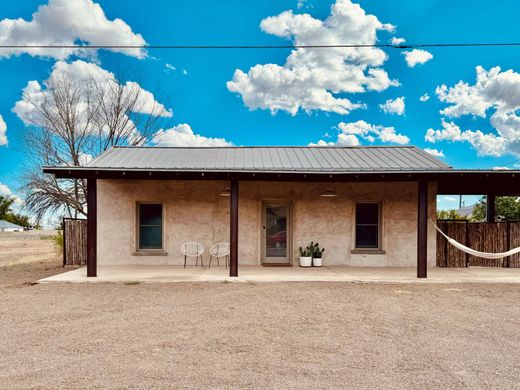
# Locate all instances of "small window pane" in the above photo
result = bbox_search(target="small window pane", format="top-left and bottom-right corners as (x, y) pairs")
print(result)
(138, 203), (162, 250)
(356, 203), (379, 224)
(140, 204), (162, 225)
(139, 226), (162, 249)
(356, 225), (378, 248)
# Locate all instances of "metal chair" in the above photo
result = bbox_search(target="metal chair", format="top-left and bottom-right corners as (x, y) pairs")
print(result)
(208, 242), (230, 268)
(180, 242), (204, 268)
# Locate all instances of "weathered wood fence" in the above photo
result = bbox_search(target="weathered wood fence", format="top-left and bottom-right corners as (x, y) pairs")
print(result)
(436, 220), (520, 268)
(63, 218), (87, 266)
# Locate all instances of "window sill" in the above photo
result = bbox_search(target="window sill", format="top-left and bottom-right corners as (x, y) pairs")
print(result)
(132, 250), (168, 256)
(351, 249), (386, 255)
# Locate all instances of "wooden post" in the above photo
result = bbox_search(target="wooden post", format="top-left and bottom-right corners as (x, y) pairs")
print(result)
(506, 221), (511, 268)
(62, 218), (66, 267)
(417, 181), (428, 278)
(486, 194), (496, 223)
(87, 177), (97, 277)
(230, 179), (239, 277)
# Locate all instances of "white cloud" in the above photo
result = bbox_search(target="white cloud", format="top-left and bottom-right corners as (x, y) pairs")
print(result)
(182, 69), (188, 75)
(153, 124), (233, 147)
(443, 196), (457, 202)
(311, 120), (409, 146)
(423, 148), (444, 158)
(379, 96), (405, 115)
(297, 0), (312, 9)
(403, 49), (433, 67)
(13, 60), (172, 128)
(390, 37), (405, 45)
(227, 0), (398, 115)
(0, 115), (7, 146)
(431, 66), (520, 157)
(164, 63), (176, 73)
(425, 119), (507, 157)
(419, 93), (430, 102)
(0, 0), (146, 60)
(0, 182), (23, 206)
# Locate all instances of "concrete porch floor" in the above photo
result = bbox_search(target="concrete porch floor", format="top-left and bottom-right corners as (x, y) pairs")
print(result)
(39, 265), (520, 284)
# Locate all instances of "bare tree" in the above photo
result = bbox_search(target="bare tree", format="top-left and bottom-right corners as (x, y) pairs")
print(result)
(20, 70), (171, 222)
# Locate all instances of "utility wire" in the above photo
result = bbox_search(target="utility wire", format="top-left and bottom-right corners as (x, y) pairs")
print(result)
(1, 43), (520, 49)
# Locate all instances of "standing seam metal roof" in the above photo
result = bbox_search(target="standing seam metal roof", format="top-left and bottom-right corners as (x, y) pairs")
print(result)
(84, 146), (451, 172)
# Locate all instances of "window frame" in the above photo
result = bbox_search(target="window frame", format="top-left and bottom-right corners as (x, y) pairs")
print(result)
(135, 201), (165, 254)
(353, 201), (383, 251)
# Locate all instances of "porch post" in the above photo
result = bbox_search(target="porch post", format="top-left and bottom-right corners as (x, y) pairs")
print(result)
(230, 178), (239, 277)
(87, 177), (97, 277)
(417, 181), (428, 278)
(486, 194), (496, 223)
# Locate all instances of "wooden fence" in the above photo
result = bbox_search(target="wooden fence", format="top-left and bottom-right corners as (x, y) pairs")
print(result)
(63, 218), (87, 266)
(436, 220), (520, 268)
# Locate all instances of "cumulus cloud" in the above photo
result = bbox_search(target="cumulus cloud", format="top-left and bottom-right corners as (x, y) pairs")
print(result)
(390, 37), (405, 45)
(429, 66), (520, 157)
(0, 115), (7, 146)
(379, 96), (405, 115)
(419, 93), (430, 102)
(153, 124), (233, 147)
(0, 0), (146, 60)
(227, 0), (399, 115)
(423, 148), (444, 158)
(310, 120), (409, 146)
(403, 49), (433, 67)
(425, 119), (507, 157)
(12, 60), (172, 128)
(0, 182), (23, 206)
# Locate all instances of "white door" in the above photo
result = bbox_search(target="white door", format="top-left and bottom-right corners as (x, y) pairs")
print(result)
(261, 202), (291, 264)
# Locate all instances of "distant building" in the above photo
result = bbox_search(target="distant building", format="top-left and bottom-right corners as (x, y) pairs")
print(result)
(456, 204), (475, 219)
(0, 220), (23, 232)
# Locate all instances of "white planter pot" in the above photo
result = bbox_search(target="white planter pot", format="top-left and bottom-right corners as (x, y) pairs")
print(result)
(313, 257), (323, 267)
(299, 256), (312, 267)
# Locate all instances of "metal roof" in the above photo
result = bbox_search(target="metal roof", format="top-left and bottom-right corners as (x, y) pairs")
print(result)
(79, 146), (451, 173)
(0, 220), (23, 229)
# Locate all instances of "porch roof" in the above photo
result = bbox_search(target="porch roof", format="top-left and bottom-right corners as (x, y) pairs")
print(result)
(42, 146), (520, 195)
(47, 145), (451, 173)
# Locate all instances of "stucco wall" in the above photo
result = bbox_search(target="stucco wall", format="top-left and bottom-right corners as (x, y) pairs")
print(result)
(97, 180), (437, 267)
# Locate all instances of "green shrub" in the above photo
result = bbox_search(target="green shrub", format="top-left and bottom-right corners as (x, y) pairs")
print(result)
(51, 230), (64, 253)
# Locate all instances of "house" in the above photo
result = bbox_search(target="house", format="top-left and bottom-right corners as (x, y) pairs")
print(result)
(0, 220), (23, 232)
(43, 146), (520, 278)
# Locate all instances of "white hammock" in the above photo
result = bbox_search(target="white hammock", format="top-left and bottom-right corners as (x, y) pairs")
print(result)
(431, 220), (520, 259)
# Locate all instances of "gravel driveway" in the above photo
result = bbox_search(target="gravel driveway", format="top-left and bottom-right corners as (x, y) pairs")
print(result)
(1, 261), (519, 389)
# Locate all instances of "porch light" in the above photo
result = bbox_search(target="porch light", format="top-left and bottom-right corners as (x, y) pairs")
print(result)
(320, 189), (337, 197)
(219, 188), (231, 197)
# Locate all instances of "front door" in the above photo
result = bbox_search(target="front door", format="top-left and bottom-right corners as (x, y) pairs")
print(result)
(262, 202), (291, 264)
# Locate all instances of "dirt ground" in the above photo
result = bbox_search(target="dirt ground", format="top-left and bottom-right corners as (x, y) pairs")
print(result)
(0, 231), (57, 267)
(1, 257), (520, 389)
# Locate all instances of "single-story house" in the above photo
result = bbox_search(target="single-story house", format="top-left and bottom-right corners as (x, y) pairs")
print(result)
(43, 146), (520, 278)
(0, 220), (24, 232)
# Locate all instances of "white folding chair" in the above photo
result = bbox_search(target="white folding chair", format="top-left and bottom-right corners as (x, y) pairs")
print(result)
(208, 242), (230, 268)
(180, 242), (204, 268)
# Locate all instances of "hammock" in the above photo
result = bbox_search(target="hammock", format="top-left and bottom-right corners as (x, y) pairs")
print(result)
(430, 220), (520, 259)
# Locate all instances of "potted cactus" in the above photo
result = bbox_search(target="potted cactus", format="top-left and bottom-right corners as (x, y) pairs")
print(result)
(298, 245), (313, 267)
(311, 242), (325, 267)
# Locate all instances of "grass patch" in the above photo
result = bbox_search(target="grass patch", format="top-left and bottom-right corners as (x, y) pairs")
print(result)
(124, 281), (141, 286)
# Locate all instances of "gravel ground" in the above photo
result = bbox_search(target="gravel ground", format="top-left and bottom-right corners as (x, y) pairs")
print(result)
(1, 261), (519, 389)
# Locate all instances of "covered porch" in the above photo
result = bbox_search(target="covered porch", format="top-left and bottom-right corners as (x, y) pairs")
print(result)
(43, 146), (520, 279)
(40, 264), (520, 284)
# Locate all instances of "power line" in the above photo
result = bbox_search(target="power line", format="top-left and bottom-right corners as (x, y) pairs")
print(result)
(1, 43), (520, 50)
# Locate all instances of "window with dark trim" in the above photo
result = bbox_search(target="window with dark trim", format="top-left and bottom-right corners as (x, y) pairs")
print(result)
(355, 202), (380, 249)
(138, 203), (163, 250)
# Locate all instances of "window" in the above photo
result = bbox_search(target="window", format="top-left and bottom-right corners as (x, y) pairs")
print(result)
(138, 203), (163, 250)
(355, 202), (380, 249)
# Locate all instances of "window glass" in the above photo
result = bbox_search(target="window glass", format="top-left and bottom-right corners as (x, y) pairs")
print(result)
(355, 203), (379, 249)
(139, 204), (162, 249)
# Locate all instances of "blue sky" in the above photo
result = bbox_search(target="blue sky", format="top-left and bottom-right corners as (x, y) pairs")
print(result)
(1, 0), (520, 211)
